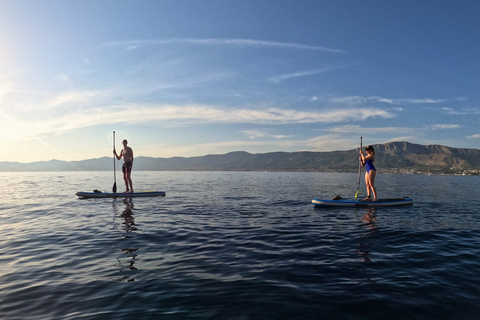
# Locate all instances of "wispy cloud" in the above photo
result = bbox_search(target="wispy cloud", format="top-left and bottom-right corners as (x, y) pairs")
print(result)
(0, 85), (13, 104)
(242, 129), (295, 140)
(42, 90), (99, 109)
(323, 124), (414, 134)
(423, 124), (463, 130)
(304, 134), (359, 151)
(28, 104), (395, 135)
(103, 38), (345, 53)
(442, 107), (480, 115)
(0, 110), (65, 158)
(137, 137), (316, 158)
(267, 66), (350, 83)
(331, 96), (464, 105)
(467, 134), (480, 139)
(58, 73), (72, 84)
(147, 133), (369, 157)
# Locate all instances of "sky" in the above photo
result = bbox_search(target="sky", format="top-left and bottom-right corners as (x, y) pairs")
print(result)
(1, 0), (480, 162)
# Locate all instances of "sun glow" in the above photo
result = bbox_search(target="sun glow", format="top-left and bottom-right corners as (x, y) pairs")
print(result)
(0, 110), (66, 160)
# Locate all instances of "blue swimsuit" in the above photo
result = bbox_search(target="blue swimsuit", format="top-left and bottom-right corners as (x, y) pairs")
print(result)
(366, 159), (376, 173)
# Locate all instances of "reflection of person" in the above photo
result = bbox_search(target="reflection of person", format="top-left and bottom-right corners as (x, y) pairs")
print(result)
(359, 145), (377, 201)
(113, 198), (138, 282)
(114, 139), (134, 193)
(357, 208), (378, 264)
(361, 208), (377, 226)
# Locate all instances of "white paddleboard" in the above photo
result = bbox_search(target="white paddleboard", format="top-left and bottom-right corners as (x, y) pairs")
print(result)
(312, 197), (413, 208)
(76, 190), (166, 198)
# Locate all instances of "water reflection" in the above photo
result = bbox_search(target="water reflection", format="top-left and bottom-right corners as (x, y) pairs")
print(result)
(357, 208), (378, 262)
(112, 198), (140, 282)
(356, 208), (378, 284)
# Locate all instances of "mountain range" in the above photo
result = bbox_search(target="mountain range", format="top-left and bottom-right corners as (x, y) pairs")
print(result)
(2, 141), (480, 175)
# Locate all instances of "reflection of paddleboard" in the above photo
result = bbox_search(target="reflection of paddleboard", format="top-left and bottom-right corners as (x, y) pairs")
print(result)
(76, 191), (166, 198)
(312, 197), (413, 208)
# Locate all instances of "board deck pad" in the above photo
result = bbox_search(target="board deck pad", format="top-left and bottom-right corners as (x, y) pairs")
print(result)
(312, 197), (413, 207)
(76, 190), (166, 198)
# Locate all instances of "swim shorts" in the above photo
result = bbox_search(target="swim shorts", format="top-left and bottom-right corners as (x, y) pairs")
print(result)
(122, 161), (132, 173)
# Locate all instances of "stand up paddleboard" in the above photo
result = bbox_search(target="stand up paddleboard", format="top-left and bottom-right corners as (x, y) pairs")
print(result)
(76, 190), (166, 198)
(312, 197), (413, 208)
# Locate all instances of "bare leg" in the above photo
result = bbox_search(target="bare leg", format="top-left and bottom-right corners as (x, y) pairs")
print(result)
(126, 171), (133, 193)
(363, 172), (371, 200)
(123, 172), (129, 192)
(370, 170), (377, 200)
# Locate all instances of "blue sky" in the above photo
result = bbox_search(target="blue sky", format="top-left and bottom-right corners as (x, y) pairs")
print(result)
(1, 0), (479, 162)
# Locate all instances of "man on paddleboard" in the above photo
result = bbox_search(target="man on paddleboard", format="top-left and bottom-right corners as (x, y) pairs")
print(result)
(114, 139), (134, 193)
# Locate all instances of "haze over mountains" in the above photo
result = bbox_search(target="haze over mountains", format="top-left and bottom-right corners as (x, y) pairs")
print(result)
(2, 142), (480, 175)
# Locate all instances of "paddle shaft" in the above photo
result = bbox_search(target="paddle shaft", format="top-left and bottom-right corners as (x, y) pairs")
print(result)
(355, 137), (363, 198)
(113, 131), (117, 193)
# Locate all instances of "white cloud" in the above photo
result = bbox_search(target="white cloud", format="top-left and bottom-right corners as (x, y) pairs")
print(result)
(26, 104), (395, 136)
(138, 139), (302, 158)
(267, 66), (350, 83)
(242, 129), (295, 140)
(242, 129), (268, 139)
(103, 38), (346, 53)
(323, 124), (414, 134)
(442, 107), (480, 115)
(59, 73), (71, 83)
(331, 96), (460, 105)
(424, 124), (462, 130)
(140, 133), (363, 158)
(467, 134), (480, 139)
(0, 85), (13, 104)
(304, 134), (358, 151)
(42, 90), (99, 109)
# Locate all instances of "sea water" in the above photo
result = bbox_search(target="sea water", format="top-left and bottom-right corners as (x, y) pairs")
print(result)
(1, 171), (480, 319)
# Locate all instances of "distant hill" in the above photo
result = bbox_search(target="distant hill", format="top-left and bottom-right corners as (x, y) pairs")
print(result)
(1, 141), (480, 175)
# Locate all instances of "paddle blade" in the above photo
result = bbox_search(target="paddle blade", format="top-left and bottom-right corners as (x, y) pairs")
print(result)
(113, 182), (117, 193)
(355, 189), (359, 199)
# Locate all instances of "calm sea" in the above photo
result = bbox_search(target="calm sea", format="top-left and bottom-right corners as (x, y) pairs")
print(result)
(1, 171), (480, 320)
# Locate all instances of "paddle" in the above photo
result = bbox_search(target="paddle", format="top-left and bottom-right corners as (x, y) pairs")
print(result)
(355, 137), (363, 199)
(112, 131), (117, 193)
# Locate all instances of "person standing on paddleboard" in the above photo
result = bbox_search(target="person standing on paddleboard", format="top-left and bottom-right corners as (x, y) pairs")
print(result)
(114, 139), (134, 193)
(359, 145), (377, 201)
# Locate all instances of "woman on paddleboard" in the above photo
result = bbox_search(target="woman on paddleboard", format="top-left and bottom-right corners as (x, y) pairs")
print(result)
(114, 139), (134, 193)
(359, 145), (377, 201)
